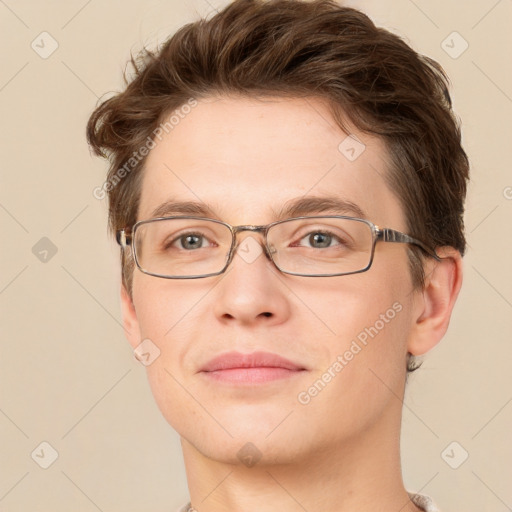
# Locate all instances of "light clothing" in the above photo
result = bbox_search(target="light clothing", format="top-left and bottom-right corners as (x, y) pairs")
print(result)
(409, 492), (440, 512)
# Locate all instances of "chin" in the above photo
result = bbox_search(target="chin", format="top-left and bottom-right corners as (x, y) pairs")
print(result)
(182, 431), (310, 468)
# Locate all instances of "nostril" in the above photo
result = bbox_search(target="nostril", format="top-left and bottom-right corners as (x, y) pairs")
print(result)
(262, 312), (272, 317)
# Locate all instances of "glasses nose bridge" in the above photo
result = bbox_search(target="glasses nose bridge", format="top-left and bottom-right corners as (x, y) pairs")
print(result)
(231, 224), (269, 245)
(232, 224), (267, 235)
(230, 224), (275, 259)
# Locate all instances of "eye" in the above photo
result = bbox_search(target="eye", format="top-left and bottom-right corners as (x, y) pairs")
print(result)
(295, 230), (347, 249)
(307, 232), (333, 248)
(168, 232), (210, 250)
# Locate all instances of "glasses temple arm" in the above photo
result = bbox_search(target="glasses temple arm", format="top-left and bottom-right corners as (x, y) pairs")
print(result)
(378, 228), (441, 261)
(116, 229), (132, 248)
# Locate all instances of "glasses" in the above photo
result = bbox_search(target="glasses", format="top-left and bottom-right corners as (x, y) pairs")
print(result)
(116, 215), (440, 279)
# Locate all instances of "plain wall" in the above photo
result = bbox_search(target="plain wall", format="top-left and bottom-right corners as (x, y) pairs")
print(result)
(1, 0), (511, 510)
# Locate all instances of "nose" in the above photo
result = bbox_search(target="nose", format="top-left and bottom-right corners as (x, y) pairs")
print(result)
(212, 233), (291, 326)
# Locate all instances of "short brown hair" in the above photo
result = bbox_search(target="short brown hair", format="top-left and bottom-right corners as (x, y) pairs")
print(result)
(87, 0), (469, 370)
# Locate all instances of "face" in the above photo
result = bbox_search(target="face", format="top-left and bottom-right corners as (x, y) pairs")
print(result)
(122, 95), (424, 465)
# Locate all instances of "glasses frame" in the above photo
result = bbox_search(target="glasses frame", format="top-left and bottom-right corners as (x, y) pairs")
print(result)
(116, 215), (441, 279)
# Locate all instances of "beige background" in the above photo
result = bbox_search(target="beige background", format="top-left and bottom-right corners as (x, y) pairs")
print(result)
(1, 0), (511, 511)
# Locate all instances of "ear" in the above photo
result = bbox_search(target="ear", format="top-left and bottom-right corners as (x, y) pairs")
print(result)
(407, 247), (463, 356)
(120, 284), (142, 350)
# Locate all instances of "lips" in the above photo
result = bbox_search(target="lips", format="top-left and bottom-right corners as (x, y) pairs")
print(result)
(199, 351), (307, 384)
(200, 351), (306, 372)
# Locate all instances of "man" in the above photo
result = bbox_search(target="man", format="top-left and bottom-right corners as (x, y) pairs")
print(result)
(87, 1), (468, 510)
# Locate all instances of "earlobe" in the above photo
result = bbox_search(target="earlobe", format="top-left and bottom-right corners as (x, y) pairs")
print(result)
(407, 247), (463, 356)
(120, 284), (141, 349)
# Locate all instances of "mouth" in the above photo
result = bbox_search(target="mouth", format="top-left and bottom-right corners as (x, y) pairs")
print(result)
(199, 351), (308, 384)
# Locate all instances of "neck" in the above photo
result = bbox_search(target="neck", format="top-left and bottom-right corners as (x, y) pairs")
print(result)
(180, 406), (422, 512)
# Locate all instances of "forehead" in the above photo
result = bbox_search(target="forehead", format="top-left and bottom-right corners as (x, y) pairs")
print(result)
(138, 95), (405, 229)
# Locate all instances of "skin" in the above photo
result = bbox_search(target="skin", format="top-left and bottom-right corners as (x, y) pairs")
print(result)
(120, 95), (463, 512)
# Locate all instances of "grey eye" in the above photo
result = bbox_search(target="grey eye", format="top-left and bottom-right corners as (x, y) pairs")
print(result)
(179, 234), (205, 250)
(308, 232), (332, 248)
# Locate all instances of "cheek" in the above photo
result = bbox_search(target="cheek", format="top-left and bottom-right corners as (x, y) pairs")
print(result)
(130, 274), (222, 401)
(130, 278), (198, 431)
(132, 274), (208, 341)
(296, 265), (412, 387)
(294, 286), (411, 442)
(295, 259), (409, 341)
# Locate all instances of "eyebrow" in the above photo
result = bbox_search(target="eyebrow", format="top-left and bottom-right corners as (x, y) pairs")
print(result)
(147, 195), (367, 222)
(275, 195), (367, 220)
(150, 199), (218, 219)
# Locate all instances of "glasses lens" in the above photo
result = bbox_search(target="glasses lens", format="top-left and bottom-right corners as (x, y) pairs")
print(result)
(268, 217), (374, 276)
(134, 218), (232, 277)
